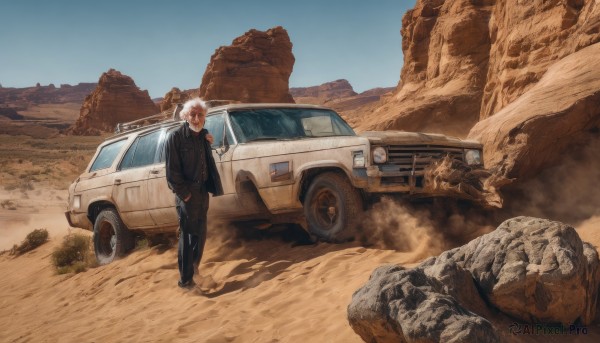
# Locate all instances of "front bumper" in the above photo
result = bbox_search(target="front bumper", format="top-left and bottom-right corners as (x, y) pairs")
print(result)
(356, 165), (483, 199)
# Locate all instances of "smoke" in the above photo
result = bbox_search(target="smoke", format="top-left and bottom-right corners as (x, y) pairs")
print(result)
(500, 137), (600, 228)
(358, 197), (495, 258)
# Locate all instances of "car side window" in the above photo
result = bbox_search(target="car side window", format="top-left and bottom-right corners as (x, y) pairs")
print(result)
(204, 113), (225, 148)
(119, 130), (162, 170)
(89, 139), (127, 172)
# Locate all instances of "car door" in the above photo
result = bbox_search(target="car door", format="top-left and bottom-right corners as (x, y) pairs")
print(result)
(112, 130), (162, 228)
(201, 112), (238, 217)
(147, 128), (178, 227)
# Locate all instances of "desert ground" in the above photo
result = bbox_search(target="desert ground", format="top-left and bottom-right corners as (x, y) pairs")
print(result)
(0, 128), (599, 343)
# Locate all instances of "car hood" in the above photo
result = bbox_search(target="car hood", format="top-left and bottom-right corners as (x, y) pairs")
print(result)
(232, 135), (369, 159)
(359, 131), (482, 149)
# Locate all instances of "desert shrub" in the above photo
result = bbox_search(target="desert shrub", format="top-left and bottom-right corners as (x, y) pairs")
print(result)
(11, 228), (49, 255)
(52, 233), (95, 274)
(1, 199), (17, 210)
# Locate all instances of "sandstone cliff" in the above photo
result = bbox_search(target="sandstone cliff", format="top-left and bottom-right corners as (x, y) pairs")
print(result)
(199, 26), (295, 103)
(358, 0), (600, 138)
(68, 69), (159, 135)
(468, 43), (600, 185)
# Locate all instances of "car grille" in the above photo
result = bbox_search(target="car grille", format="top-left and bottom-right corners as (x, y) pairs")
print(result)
(385, 145), (464, 175)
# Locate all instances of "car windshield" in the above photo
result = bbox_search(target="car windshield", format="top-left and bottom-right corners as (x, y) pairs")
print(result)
(228, 108), (356, 143)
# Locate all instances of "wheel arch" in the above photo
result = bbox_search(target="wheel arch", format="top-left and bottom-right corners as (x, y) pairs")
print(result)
(295, 165), (354, 204)
(87, 200), (117, 225)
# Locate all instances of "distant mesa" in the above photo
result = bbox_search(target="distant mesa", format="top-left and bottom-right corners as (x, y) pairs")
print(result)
(291, 79), (394, 125)
(199, 26), (295, 103)
(0, 82), (96, 107)
(290, 79), (357, 100)
(67, 69), (159, 135)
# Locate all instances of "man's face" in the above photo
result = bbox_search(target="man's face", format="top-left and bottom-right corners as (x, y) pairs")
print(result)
(188, 106), (206, 129)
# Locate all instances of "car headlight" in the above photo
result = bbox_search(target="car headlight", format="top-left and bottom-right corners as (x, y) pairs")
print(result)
(465, 149), (482, 165)
(353, 151), (365, 168)
(372, 147), (387, 164)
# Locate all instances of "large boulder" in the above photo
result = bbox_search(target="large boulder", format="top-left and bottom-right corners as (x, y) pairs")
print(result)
(348, 263), (499, 343)
(199, 26), (295, 103)
(67, 69), (159, 135)
(349, 216), (600, 342)
(428, 216), (600, 325)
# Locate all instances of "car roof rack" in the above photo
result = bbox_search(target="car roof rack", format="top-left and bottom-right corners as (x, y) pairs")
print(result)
(114, 105), (183, 134)
(114, 99), (241, 134)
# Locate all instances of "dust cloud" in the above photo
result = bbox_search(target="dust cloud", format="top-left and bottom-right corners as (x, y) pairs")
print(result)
(500, 137), (600, 229)
(358, 197), (495, 258)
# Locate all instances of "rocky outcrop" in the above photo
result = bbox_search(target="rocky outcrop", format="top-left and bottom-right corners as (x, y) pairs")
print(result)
(67, 69), (159, 135)
(468, 42), (600, 185)
(159, 87), (198, 112)
(290, 79), (357, 101)
(357, 0), (600, 137)
(291, 80), (394, 125)
(348, 216), (600, 342)
(199, 26), (295, 103)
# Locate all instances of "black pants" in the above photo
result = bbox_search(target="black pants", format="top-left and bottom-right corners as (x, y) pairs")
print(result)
(176, 186), (209, 284)
(177, 226), (207, 284)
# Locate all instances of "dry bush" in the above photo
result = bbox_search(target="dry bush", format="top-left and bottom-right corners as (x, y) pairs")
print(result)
(52, 233), (96, 274)
(10, 228), (49, 255)
(1, 199), (17, 210)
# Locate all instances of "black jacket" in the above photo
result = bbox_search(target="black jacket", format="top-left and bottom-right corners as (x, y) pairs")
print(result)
(165, 122), (224, 200)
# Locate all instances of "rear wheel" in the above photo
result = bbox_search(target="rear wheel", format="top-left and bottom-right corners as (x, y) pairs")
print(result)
(93, 208), (133, 265)
(303, 172), (363, 242)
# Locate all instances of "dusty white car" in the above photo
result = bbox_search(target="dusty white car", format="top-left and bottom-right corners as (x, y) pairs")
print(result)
(66, 104), (484, 263)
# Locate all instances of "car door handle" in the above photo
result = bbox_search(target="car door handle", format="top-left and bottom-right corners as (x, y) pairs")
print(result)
(114, 179), (121, 185)
(150, 170), (160, 174)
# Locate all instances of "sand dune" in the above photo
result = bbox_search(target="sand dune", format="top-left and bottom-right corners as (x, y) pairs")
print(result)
(0, 205), (427, 342)
(1, 187), (599, 342)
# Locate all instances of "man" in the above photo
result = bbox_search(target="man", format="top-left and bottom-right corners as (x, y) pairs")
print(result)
(165, 98), (224, 289)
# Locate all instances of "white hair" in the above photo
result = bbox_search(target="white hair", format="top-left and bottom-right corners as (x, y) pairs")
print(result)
(179, 98), (207, 120)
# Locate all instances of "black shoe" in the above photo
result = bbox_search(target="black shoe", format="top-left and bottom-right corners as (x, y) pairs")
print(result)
(178, 279), (195, 289)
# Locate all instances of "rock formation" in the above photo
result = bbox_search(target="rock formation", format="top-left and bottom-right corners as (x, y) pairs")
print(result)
(357, 0), (600, 138)
(159, 87), (198, 112)
(291, 80), (394, 125)
(290, 79), (357, 101)
(67, 69), (159, 135)
(198, 26), (295, 103)
(348, 216), (600, 342)
(468, 42), (600, 185)
(0, 82), (96, 107)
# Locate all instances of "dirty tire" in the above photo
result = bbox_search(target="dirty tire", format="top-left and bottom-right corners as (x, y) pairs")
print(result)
(93, 208), (133, 265)
(304, 172), (363, 242)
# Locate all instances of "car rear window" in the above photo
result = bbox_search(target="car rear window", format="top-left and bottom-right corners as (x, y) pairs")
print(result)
(89, 139), (127, 172)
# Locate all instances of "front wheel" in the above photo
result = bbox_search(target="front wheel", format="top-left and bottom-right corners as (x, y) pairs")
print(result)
(303, 172), (363, 242)
(93, 208), (133, 265)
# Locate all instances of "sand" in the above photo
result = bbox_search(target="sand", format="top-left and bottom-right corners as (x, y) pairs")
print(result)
(1, 187), (599, 342)
(0, 187), (430, 343)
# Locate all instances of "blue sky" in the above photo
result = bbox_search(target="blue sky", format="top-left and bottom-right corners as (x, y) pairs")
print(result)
(0, 0), (414, 98)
